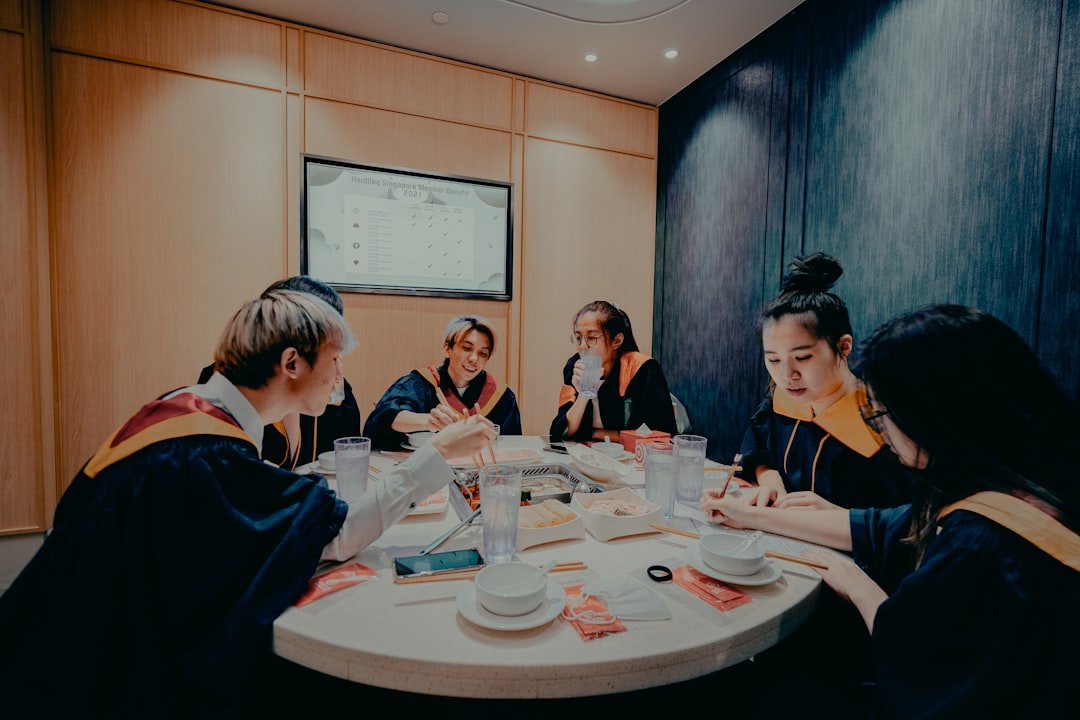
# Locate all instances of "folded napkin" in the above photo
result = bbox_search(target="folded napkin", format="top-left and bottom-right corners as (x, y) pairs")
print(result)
(294, 562), (377, 607)
(671, 565), (752, 612)
(561, 584), (627, 640)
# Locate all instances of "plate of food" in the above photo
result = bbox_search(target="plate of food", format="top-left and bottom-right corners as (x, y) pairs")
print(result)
(570, 487), (661, 541)
(516, 499), (584, 550)
(567, 444), (633, 483)
(408, 485), (449, 516)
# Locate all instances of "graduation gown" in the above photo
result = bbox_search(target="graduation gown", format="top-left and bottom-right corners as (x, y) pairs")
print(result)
(198, 364), (362, 469)
(549, 351), (677, 442)
(738, 388), (912, 508)
(363, 361), (522, 450)
(850, 503), (1080, 718)
(0, 392), (347, 718)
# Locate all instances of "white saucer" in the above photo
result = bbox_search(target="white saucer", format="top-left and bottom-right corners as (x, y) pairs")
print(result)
(457, 579), (566, 631)
(687, 542), (782, 586)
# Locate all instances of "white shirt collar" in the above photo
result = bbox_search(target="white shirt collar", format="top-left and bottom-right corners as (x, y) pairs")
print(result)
(169, 372), (265, 450)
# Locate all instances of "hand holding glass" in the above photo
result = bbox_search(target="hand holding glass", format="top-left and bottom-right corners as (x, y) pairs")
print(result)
(334, 437), (371, 504)
(578, 353), (603, 399)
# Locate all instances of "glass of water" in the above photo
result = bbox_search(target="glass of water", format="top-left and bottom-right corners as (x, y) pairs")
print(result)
(333, 436), (370, 504)
(479, 464), (522, 563)
(644, 442), (677, 519)
(674, 434), (708, 504)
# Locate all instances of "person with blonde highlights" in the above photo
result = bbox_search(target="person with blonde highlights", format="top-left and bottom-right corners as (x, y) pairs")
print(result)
(0, 291), (496, 717)
(364, 314), (521, 450)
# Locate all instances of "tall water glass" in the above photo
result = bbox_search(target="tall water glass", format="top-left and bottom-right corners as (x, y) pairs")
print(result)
(578, 352), (603, 399)
(479, 464), (522, 563)
(334, 436), (370, 504)
(674, 434), (708, 504)
(644, 442), (678, 519)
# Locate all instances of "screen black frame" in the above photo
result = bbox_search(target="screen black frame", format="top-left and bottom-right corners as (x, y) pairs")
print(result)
(300, 154), (514, 300)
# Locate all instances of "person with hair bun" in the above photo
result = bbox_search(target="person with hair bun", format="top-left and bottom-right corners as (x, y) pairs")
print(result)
(733, 252), (912, 511)
(549, 300), (677, 443)
(364, 314), (521, 450)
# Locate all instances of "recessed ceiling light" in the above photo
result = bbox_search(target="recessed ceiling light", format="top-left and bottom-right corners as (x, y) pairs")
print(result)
(432, 11), (450, 25)
(584, 52), (598, 62)
(664, 48), (679, 59)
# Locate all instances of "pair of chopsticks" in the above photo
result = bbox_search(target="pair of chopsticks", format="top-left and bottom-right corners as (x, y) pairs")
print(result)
(434, 385), (497, 467)
(393, 561), (588, 585)
(649, 524), (830, 570)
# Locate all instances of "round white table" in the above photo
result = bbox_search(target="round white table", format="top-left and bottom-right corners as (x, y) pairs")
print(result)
(274, 437), (822, 699)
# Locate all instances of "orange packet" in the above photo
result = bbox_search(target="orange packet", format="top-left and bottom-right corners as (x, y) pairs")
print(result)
(672, 565), (753, 612)
(294, 562), (377, 607)
(560, 584), (627, 640)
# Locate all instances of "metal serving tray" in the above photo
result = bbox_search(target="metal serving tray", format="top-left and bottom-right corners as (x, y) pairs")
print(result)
(449, 463), (603, 520)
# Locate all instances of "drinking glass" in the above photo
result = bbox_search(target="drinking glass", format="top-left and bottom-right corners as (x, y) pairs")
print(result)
(674, 434), (708, 504)
(334, 437), (371, 504)
(479, 464), (522, 563)
(644, 442), (677, 519)
(578, 352), (603, 399)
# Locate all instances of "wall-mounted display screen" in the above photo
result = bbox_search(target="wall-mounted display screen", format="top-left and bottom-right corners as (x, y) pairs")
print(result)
(301, 154), (513, 300)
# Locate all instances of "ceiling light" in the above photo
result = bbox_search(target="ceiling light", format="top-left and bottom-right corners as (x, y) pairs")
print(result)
(664, 48), (679, 59)
(432, 11), (450, 25)
(584, 52), (598, 62)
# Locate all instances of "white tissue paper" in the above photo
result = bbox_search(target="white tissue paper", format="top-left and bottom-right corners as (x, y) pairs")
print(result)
(580, 576), (671, 620)
(635, 424), (652, 436)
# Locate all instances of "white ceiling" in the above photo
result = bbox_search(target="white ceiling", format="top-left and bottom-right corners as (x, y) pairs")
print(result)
(209, 0), (805, 106)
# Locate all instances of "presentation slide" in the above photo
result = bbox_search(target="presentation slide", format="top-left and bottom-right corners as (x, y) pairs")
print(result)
(303, 157), (511, 299)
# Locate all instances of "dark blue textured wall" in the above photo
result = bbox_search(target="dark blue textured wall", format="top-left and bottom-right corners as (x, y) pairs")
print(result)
(657, 0), (1080, 461)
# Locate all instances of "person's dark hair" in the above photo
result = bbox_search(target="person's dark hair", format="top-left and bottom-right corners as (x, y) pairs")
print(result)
(572, 300), (639, 354)
(855, 304), (1079, 558)
(760, 252), (852, 354)
(263, 275), (344, 316)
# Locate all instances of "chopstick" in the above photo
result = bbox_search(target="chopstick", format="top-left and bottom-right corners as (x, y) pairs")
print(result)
(649, 524), (830, 570)
(434, 389), (495, 466)
(718, 452), (743, 498)
(393, 561), (588, 584)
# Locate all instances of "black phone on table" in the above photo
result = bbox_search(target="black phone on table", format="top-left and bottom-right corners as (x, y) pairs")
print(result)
(392, 548), (484, 580)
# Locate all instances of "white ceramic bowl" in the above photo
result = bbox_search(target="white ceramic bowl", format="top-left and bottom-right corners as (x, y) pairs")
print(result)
(317, 451), (335, 471)
(407, 431), (435, 448)
(516, 500), (584, 550)
(567, 444), (633, 483)
(699, 533), (766, 576)
(473, 561), (548, 616)
(570, 487), (661, 541)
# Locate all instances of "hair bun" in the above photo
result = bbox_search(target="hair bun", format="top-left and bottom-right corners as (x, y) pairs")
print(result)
(781, 252), (843, 293)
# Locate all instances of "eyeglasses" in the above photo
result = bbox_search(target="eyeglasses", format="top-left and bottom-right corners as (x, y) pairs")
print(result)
(571, 333), (604, 348)
(856, 386), (889, 434)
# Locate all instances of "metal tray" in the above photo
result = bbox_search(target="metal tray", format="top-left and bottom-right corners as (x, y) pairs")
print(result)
(449, 463), (603, 520)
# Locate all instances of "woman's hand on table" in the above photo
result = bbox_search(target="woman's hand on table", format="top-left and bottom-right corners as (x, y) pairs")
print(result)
(801, 549), (886, 633)
(747, 469), (787, 506)
(699, 489), (754, 528)
(774, 491), (841, 511)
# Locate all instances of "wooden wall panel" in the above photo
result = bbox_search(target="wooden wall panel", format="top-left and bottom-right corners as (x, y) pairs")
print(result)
(0, 0), (22, 28)
(1041, 0), (1080, 402)
(519, 138), (657, 436)
(49, 0), (283, 88)
(802, 0), (1059, 344)
(526, 82), (657, 157)
(51, 53), (286, 482)
(303, 32), (514, 129)
(303, 96), (517, 424)
(0, 30), (45, 533)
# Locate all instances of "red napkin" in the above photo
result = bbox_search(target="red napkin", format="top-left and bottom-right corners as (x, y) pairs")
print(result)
(561, 584), (627, 640)
(294, 562), (377, 607)
(671, 565), (752, 612)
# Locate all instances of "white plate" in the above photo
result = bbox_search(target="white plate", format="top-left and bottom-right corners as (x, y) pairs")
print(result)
(408, 486), (449, 516)
(687, 542), (782, 586)
(297, 461), (334, 477)
(457, 579), (567, 631)
(590, 447), (635, 462)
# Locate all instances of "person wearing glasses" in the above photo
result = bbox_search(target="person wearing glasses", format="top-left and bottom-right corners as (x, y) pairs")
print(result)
(701, 305), (1080, 719)
(733, 252), (912, 512)
(549, 300), (677, 443)
(363, 314), (521, 450)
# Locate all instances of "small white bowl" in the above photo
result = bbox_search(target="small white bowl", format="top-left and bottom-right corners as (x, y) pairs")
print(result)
(570, 487), (661, 541)
(567, 444), (632, 483)
(407, 431), (435, 448)
(699, 533), (766, 576)
(473, 562), (548, 616)
(317, 451), (335, 471)
(592, 440), (625, 458)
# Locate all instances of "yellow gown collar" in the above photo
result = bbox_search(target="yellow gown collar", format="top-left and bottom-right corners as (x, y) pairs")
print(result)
(772, 388), (884, 458)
